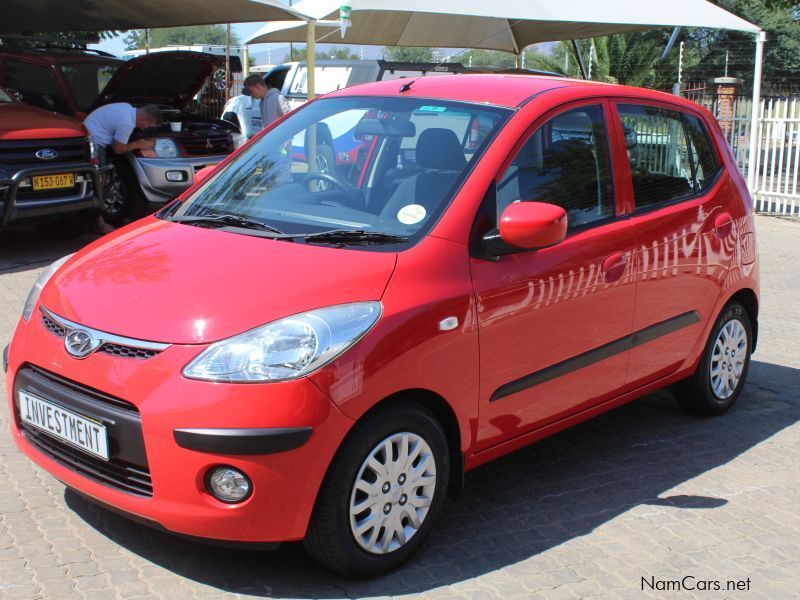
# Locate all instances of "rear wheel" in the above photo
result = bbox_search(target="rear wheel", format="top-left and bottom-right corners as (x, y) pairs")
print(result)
(303, 401), (449, 577)
(677, 302), (752, 416)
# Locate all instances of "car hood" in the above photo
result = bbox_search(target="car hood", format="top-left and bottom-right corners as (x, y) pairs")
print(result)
(90, 51), (220, 111)
(0, 103), (86, 140)
(40, 218), (397, 345)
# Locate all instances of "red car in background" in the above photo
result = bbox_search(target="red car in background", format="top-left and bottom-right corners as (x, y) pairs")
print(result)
(5, 75), (759, 576)
(0, 85), (100, 231)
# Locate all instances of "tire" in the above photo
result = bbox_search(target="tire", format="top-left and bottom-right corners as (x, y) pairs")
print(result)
(303, 400), (450, 577)
(677, 302), (752, 416)
(103, 159), (147, 225)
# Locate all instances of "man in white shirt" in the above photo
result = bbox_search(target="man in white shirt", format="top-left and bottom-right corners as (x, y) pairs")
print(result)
(221, 93), (263, 148)
(243, 75), (291, 129)
(83, 103), (161, 231)
(84, 102), (161, 159)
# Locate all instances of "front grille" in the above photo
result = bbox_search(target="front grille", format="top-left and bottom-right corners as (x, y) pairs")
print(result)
(99, 343), (157, 360)
(14, 366), (152, 497)
(0, 137), (89, 167)
(40, 312), (163, 360)
(179, 132), (233, 156)
(42, 313), (66, 337)
(22, 427), (153, 497)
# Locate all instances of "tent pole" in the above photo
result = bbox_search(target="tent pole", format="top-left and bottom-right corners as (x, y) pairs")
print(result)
(746, 30), (766, 195)
(571, 40), (587, 79)
(225, 24), (231, 102)
(306, 21), (316, 100)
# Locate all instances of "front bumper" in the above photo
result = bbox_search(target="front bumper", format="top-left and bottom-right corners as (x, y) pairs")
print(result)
(1, 163), (101, 228)
(129, 155), (228, 205)
(5, 312), (354, 543)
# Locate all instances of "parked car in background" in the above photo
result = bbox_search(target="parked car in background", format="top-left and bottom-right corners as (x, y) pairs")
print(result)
(0, 46), (238, 223)
(0, 85), (100, 234)
(5, 75), (759, 577)
(87, 51), (238, 222)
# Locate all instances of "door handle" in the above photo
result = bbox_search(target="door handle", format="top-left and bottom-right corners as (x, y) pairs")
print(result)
(714, 212), (733, 238)
(602, 251), (627, 283)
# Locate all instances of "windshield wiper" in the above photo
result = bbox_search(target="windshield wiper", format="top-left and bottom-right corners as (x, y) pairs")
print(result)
(300, 229), (409, 245)
(169, 213), (284, 234)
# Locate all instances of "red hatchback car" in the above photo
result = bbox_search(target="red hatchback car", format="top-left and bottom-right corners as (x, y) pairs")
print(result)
(5, 75), (759, 576)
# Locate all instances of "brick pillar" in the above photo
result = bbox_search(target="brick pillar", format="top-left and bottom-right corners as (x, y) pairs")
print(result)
(709, 76), (742, 137)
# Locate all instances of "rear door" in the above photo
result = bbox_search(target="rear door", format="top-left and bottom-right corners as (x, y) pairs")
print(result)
(610, 101), (733, 387)
(471, 100), (637, 451)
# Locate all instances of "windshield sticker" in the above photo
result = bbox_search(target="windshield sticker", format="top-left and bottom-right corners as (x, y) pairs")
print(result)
(397, 204), (426, 225)
(418, 106), (447, 113)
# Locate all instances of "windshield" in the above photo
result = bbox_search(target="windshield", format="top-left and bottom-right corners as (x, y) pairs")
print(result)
(0, 87), (12, 103)
(171, 96), (510, 247)
(60, 61), (120, 112)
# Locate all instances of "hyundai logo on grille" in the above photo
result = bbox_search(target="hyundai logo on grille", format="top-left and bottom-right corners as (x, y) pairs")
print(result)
(64, 329), (100, 359)
(35, 149), (59, 160)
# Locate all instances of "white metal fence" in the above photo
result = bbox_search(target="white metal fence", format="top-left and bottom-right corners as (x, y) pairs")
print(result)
(689, 92), (800, 217)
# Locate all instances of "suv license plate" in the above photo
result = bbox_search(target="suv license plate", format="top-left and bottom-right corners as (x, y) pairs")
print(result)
(32, 173), (75, 191)
(19, 390), (109, 461)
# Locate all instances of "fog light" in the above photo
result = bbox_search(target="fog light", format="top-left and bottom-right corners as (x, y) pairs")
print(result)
(165, 170), (188, 182)
(206, 466), (251, 503)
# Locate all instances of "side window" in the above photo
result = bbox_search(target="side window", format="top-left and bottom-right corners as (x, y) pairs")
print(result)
(684, 115), (722, 191)
(3, 60), (70, 115)
(497, 105), (615, 228)
(618, 105), (695, 208)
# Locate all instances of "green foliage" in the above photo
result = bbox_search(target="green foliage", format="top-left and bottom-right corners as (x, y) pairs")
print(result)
(458, 49), (516, 67)
(383, 46), (436, 62)
(124, 26), (240, 51)
(685, 0), (800, 89)
(3, 31), (121, 49)
(282, 45), (357, 62)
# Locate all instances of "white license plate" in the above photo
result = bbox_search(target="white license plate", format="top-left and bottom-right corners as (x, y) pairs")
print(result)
(19, 390), (109, 461)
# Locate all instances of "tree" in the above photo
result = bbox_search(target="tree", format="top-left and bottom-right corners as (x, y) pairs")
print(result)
(124, 26), (240, 51)
(4, 31), (120, 49)
(458, 49), (516, 67)
(283, 45), (359, 61)
(383, 46), (436, 62)
(685, 0), (800, 90)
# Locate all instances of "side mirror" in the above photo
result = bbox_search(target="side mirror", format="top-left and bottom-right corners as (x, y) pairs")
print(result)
(499, 201), (567, 249)
(194, 165), (217, 186)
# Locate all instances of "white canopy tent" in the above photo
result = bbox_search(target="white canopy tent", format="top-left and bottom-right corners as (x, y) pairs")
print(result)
(245, 0), (765, 192)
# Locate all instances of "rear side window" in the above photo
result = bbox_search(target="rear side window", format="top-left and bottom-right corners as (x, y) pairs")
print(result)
(2, 60), (70, 115)
(618, 105), (695, 208)
(497, 105), (614, 228)
(684, 115), (722, 191)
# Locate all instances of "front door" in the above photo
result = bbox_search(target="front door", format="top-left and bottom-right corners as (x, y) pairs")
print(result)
(471, 102), (637, 451)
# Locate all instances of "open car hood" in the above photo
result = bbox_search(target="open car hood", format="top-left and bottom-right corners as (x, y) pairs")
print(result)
(89, 51), (221, 111)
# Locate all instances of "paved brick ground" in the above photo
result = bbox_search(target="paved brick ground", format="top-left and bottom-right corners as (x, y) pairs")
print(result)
(0, 216), (798, 599)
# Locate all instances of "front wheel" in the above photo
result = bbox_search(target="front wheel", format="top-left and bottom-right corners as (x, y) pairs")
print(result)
(303, 401), (450, 577)
(677, 302), (752, 416)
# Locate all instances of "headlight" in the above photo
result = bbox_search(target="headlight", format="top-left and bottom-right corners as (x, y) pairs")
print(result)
(154, 138), (179, 158)
(183, 302), (381, 382)
(88, 137), (98, 164)
(22, 254), (73, 322)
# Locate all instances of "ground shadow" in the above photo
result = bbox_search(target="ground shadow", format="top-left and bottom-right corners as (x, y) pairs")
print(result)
(65, 359), (799, 596)
(0, 226), (100, 275)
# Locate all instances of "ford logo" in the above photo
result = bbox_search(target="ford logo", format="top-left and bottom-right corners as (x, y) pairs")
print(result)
(36, 149), (59, 160)
(64, 329), (101, 359)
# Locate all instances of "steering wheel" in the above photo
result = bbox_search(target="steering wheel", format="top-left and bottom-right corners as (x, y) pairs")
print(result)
(303, 171), (358, 195)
